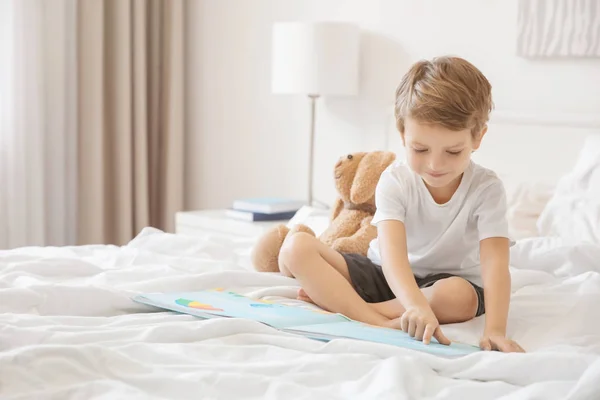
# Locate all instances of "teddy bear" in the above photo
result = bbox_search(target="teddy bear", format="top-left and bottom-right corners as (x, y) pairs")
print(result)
(250, 150), (397, 273)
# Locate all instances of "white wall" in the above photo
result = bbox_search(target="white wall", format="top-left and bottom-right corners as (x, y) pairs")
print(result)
(185, 0), (600, 210)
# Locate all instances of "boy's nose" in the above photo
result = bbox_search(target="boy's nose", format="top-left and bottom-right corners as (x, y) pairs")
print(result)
(428, 157), (444, 171)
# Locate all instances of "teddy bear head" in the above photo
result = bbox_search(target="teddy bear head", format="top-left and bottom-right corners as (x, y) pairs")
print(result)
(333, 151), (396, 206)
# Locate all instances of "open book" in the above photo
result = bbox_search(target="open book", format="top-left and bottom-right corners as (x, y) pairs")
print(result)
(132, 288), (480, 358)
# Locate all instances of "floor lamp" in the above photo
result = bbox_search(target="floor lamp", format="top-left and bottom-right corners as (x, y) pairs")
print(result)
(271, 22), (360, 208)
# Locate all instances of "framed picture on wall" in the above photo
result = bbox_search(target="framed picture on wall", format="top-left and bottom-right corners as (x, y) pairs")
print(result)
(517, 0), (600, 58)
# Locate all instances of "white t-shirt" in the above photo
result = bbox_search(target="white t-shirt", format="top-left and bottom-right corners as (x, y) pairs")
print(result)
(367, 159), (511, 287)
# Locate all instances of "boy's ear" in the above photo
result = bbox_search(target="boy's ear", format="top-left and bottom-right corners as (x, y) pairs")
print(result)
(473, 125), (487, 150)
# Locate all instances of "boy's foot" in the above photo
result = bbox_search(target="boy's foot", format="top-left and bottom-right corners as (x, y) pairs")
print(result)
(298, 288), (401, 325)
(382, 318), (402, 330)
(297, 288), (402, 330)
(367, 300), (405, 320)
(297, 288), (314, 304)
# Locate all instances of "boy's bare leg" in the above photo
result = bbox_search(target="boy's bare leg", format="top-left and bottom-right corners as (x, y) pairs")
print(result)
(279, 232), (395, 328)
(297, 288), (403, 318)
(296, 288), (313, 303)
(364, 278), (479, 324)
(299, 277), (479, 324)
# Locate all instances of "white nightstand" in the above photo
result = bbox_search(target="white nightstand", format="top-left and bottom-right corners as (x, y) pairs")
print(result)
(175, 209), (290, 240)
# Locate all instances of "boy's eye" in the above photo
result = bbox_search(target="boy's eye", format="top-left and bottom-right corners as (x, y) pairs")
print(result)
(447, 150), (463, 156)
(413, 148), (428, 153)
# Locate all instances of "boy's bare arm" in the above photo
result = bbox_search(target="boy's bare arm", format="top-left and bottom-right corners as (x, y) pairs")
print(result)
(378, 220), (450, 345)
(377, 220), (428, 308)
(480, 237), (510, 335)
(479, 237), (525, 352)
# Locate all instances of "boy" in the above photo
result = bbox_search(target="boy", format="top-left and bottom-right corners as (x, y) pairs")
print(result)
(279, 56), (524, 353)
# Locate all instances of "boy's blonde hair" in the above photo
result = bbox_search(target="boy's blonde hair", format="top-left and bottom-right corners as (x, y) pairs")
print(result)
(395, 56), (493, 136)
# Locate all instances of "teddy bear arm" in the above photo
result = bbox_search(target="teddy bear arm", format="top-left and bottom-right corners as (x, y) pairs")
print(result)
(332, 217), (378, 255)
(330, 197), (344, 221)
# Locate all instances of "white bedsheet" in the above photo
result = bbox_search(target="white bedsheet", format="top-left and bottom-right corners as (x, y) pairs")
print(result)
(1, 228), (600, 400)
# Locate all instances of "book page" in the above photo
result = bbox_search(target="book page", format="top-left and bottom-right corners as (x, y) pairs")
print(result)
(286, 321), (480, 358)
(134, 289), (349, 329)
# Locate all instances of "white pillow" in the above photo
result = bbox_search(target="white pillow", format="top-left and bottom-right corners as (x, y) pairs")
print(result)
(537, 134), (600, 244)
(287, 206), (331, 237)
(505, 181), (554, 240)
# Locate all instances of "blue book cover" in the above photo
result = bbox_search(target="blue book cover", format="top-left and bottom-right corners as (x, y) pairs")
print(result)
(132, 289), (480, 358)
(226, 208), (298, 222)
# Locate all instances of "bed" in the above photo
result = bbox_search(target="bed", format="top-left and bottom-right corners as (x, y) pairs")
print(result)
(2, 111), (600, 399)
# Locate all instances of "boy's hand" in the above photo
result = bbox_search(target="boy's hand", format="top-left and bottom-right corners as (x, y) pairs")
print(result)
(401, 305), (451, 345)
(479, 334), (525, 353)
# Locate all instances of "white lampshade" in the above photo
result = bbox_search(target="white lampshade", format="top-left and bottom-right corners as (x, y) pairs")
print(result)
(271, 22), (360, 96)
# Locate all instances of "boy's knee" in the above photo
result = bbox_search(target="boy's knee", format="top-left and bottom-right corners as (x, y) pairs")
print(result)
(430, 277), (478, 320)
(279, 232), (318, 272)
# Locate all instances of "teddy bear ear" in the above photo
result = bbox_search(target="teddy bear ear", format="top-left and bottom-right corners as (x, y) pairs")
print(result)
(350, 151), (396, 204)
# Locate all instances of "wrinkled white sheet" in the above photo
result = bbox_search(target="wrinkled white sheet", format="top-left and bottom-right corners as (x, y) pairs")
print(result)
(1, 228), (600, 400)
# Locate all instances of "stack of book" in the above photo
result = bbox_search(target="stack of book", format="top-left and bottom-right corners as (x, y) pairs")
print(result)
(226, 197), (305, 222)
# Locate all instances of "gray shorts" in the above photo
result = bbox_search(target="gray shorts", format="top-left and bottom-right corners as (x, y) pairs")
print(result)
(341, 253), (485, 317)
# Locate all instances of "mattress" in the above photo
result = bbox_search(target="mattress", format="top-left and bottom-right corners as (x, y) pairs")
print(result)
(1, 227), (599, 399)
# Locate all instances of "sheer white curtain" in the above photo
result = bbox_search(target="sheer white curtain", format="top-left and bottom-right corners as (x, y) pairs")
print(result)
(0, 0), (15, 248)
(1, 0), (185, 249)
(0, 0), (77, 249)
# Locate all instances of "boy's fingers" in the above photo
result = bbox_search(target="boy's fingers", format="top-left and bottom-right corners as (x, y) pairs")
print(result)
(422, 325), (435, 345)
(415, 323), (426, 341)
(408, 320), (417, 337)
(400, 315), (409, 332)
(499, 341), (514, 353)
(480, 338), (492, 351)
(500, 340), (525, 353)
(506, 340), (525, 353)
(433, 327), (451, 345)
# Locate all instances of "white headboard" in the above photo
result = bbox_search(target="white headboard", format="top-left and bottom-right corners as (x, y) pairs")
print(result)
(384, 110), (600, 187)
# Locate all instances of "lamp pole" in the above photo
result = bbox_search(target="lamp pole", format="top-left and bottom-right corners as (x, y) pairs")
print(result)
(308, 94), (319, 207)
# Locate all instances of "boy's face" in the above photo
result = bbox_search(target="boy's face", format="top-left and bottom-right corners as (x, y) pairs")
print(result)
(401, 117), (485, 189)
